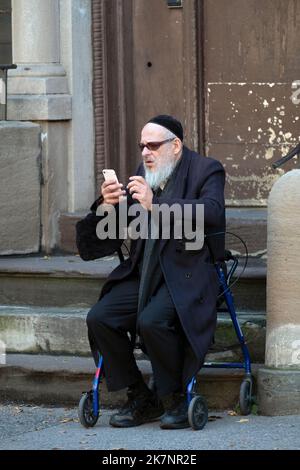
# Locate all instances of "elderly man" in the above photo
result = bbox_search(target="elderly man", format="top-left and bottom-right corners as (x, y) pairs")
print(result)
(76, 115), (225, 429)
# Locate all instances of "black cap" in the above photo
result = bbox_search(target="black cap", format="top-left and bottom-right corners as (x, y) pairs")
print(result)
(147, 114), (183, 141)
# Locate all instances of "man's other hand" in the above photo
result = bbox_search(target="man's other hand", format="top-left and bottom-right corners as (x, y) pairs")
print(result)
(127, 176), (153, 211)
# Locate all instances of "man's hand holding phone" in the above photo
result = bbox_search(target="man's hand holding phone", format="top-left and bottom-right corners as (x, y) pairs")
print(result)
(101, 169), (126, 206)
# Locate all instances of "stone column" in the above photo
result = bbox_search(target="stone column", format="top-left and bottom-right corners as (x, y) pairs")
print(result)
(5, 0), (94, 253)
(258, 170), (300, 415)
(7, 0), (72, 254)
(12, 0), (60, 66)
(8, 0), (71, 119)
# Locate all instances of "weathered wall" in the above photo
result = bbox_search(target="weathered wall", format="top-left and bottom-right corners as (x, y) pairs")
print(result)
(204, 0), (300, 205)
(92, 0), (300, 208)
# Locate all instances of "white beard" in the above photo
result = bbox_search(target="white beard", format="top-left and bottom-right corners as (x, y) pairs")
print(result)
(144, 157), (177, 191)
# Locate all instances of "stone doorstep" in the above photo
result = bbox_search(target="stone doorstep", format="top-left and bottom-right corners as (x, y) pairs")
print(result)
(58, 208), (268, 256)
(0, 306), (266, 363)
(0, 354), (261, 410)
(0, 254), (266, 311)
(0, 255), (119, 279)
(0, 254), (266, 280)
(0, 255), (118, 308)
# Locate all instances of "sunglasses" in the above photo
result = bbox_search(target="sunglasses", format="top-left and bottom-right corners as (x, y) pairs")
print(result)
(138, 138), (174, 152)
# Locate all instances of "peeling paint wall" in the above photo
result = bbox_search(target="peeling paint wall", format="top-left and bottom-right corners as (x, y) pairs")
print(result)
(204, 0), (300, 206)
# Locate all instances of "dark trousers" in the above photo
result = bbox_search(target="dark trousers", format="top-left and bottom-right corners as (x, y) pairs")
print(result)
(86, 275), (200, 398)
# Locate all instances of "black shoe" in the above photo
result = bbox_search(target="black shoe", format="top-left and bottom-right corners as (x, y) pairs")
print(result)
(109, 384), (164, 428)
(160, 392), (189, 429)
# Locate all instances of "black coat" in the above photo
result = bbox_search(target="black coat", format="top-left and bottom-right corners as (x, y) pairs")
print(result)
(76, 146), (225, 363)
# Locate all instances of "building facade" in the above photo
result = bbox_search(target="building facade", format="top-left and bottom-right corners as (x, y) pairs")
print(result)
(1, 0), (300, 254)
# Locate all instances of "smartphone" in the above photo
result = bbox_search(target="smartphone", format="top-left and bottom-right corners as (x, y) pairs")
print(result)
(102, 168), (126, 202)
(102, 169), (119, 183)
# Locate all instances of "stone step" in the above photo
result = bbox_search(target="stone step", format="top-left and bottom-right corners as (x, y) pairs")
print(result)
(0, 254), (266, 311)
(230, 257), (266, 312)
(0, 255), (118, 308)
(0, 354), (261, 409)
(0, 305), (266, 362)
(58, 208), (267, 257)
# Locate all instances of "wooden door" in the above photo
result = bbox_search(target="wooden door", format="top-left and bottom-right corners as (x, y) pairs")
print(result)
(201, 0), (300, 205)
(92, 0), (200, 190)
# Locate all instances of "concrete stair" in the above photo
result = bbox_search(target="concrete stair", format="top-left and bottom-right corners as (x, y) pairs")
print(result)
(0, 254), (266, 311)
(57, 207), (267, 314)
(0, 253), (266, 407)
(58, 208), (268, 257)
(0, 255), (118, 308)
(230, 258), (266, 313)
(0, 354), (261, 409)
(0, 305), (266, 361)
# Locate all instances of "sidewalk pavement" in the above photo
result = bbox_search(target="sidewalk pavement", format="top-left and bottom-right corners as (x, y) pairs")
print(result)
(0, 403), (299, 450)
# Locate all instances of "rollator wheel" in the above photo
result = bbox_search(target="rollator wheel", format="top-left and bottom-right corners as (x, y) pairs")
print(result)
(239, 379), (252, 416)
(78, 392), (99, 428)
(188, 395), (208, 430)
